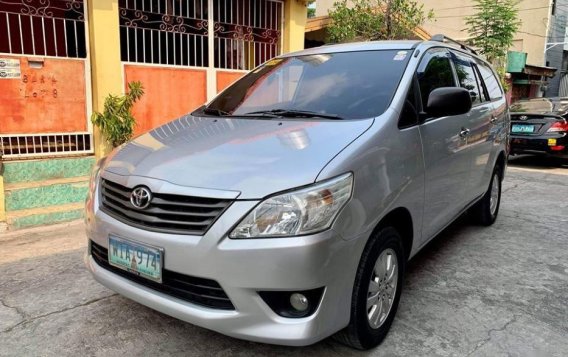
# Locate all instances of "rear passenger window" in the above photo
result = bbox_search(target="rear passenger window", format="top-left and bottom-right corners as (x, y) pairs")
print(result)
(417, 49), (456, 109)
(477, 62), (503, 100)
(452, 53), (482, 105)
(472, 64), (490, 102)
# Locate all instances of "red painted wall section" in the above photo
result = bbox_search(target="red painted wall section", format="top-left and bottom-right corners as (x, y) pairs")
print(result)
(0, 56), (87, 134)
(125, 65), (207, 135)
(217, 71), (245, 93)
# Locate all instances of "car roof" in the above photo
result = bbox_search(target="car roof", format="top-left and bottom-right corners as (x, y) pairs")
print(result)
(282, 40), (421, 57)
(282, 40), (487, 64)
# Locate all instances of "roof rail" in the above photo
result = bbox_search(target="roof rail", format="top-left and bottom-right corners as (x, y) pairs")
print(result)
(430, 34), (478, 55)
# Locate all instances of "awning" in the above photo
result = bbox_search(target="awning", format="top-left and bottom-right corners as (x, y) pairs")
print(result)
(523, 65), (556, 78)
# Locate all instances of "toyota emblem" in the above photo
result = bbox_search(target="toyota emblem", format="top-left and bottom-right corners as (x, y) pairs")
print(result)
(130, 186), (152, 209)
(519, 115), (528, 121)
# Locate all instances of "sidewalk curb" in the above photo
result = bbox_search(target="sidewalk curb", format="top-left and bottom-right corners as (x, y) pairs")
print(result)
(0, 219), (84, 242)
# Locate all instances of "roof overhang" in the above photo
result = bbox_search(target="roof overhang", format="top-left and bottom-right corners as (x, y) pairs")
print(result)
(305, 16), (332, 32)
(305, 15), (431, 40)
(523, 64), (557, 78)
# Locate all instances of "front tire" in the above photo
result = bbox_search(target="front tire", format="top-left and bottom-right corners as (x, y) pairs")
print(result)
(471, 165), (502, 226)
(334, 227), (405, 350)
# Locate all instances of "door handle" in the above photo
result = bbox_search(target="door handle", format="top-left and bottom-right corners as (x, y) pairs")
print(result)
(459, 128), (470, 138)
(490, 116), (498, 124)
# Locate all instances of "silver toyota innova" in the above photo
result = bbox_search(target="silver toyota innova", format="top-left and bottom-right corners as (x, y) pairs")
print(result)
(85, 36), (509, 350)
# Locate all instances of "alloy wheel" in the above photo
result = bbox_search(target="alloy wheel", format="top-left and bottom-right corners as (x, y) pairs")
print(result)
(367, 248), (398, 329)
(489, 173), (500, 216)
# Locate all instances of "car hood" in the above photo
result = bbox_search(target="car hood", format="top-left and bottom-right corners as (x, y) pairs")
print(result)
(103, 115), (373, 199)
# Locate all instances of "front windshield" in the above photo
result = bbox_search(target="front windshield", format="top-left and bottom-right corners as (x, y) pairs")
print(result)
(205, 50), (413, 119)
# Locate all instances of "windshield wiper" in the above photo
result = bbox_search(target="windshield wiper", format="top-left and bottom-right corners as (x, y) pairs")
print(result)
(202, 107), (231, 116)
(243, 109), (343, 120)
(202, 107), (275, 119)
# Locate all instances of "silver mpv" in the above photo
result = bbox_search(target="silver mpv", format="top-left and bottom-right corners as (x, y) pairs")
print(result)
(85, 37), (509, 350)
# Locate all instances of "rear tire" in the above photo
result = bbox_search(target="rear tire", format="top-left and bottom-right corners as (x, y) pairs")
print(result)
(471, 165), (502, 226)
(334, 227), (405, 350)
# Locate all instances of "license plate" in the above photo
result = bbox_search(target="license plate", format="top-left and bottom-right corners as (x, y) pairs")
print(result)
(511, 124), (534, 133)
(548, 138), (557, 146)
(108, 236), (163, 283)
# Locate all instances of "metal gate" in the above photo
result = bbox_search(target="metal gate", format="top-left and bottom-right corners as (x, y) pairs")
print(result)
(119, 0), (283, 70)
(0, 0), (92, 160)
(212, 0), (283, 70)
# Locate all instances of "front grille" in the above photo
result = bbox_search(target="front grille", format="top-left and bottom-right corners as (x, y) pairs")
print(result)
(100, 179), (232, 235)
(90, 241), (235, 310)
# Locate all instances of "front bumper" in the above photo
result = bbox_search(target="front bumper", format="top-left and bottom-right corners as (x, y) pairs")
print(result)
(85, 183), (367, 346)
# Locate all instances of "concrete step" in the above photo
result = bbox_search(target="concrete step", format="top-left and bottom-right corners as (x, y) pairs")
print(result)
(4, 177), (90, 212)
(2, 156), (95, 184)
(2, 155), (94, 231)
(4, 175), (90, 191)
(6, 202), (84, 230)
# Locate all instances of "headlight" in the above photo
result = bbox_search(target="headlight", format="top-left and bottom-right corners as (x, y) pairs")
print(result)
(230, 173), (353, 238)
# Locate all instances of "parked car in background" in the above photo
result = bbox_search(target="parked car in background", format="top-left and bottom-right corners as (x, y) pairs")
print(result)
(509, 98), (568, 159)
(85, 36), (509, 350)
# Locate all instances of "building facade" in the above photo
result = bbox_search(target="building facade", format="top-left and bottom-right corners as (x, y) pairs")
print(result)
(315, 0), (552, 66)
(0, 0), (308, 231)
(544, 0), (568, 97)
(314, 0), (566, 98)
(418, 0), (568, 98)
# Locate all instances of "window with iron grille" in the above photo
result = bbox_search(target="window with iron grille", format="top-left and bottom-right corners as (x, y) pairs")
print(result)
(119, 0), (282, 70)
(0, 133), (92, 159)
(119, 0), (209, 67)
(213, 0), (282, 70)
(0, 0), (87, 58)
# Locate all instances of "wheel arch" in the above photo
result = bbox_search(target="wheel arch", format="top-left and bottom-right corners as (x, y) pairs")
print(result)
(496, 150), (506, 179)
(374, 207), (414, 261)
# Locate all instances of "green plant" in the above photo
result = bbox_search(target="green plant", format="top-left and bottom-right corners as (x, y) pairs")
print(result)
(91, 81), (144, 148)
(465, 0), (520, 90)
(327, 0), (432, 43)
(308, 7), (316, 18)
(307, 0), (316, 18)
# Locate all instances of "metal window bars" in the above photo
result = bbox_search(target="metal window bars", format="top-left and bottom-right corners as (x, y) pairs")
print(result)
(0, 133), (93, 160)
(213, 0), (283, 70)
(118, 0), (283, 70)
(0, 0), (87, 58)
(119, 0), (209, 67)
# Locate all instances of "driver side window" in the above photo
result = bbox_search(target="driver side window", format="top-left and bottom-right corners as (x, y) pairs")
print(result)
(417, 49), (456, 109)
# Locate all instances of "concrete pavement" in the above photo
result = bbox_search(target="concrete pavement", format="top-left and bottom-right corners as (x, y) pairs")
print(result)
(1, 160), (567, 356)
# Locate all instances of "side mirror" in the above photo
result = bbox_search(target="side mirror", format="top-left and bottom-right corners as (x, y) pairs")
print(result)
(426, 87), (472, 118)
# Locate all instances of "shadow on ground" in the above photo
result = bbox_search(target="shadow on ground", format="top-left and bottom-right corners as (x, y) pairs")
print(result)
(508, 154), (568, 169)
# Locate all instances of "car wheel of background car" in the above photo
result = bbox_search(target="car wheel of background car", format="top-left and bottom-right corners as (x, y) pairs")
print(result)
(334, 227), (405, 350)
(471, 165), (502, 226)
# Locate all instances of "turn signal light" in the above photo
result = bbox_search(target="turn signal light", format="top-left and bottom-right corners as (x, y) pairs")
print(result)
(547, 120), (568, 133)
